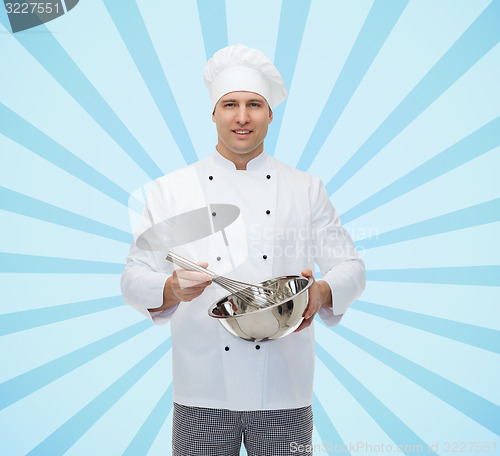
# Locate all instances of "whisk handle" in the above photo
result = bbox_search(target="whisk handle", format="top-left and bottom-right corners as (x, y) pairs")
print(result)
(166, 251), (216, 278)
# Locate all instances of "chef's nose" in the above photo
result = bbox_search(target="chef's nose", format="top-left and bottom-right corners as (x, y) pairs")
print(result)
(236, 106), (250, 124)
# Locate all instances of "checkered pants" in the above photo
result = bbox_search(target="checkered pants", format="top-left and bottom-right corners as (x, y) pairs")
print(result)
(172, 402), (313, 455)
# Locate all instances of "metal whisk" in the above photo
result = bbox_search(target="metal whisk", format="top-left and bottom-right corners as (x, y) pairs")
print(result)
(166, 252), (288, 309)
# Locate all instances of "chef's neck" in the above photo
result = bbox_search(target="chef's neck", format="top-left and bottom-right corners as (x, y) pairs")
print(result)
(216, 144), (264, 170)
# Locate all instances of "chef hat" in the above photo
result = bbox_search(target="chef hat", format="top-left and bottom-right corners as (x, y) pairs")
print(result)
(203, 44), (288, 111)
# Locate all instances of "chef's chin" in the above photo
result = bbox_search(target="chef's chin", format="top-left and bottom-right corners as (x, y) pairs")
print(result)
(228, 140), (266, 156)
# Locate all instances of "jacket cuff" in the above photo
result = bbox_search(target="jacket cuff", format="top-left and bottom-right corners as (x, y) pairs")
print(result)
(122, 271), (177, 326)
(148, 303), (179, 325)
(317, 304), (344, 327)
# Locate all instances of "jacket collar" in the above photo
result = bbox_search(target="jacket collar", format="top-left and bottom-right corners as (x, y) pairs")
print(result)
(212, 148), (270, 171)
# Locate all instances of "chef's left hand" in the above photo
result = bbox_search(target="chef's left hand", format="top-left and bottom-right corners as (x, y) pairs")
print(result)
(294, 268), (332, 333)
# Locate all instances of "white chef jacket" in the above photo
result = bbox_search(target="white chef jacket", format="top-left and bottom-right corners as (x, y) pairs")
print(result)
(121, 150), (365, 411)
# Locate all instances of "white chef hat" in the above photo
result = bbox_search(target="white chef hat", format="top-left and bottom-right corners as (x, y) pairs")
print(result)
(203, 44), (288, 111)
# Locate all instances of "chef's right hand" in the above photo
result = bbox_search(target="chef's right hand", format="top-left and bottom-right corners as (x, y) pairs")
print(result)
(169, 262), (212, 303)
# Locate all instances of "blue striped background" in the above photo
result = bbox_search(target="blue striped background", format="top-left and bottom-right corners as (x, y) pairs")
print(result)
(0, 1), (498, 455)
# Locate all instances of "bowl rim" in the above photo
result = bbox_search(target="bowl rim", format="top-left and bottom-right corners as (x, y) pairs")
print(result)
(207, 275), (314, 319)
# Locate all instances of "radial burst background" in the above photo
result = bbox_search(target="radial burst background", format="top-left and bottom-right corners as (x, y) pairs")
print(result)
(0, 1), (499, 455)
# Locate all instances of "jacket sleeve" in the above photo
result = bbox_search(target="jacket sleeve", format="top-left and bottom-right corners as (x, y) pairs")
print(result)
(120, 181), (178, 326)
(311, 178), (366, 326)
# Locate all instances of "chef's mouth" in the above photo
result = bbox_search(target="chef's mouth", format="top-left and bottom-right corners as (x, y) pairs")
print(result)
(233, 130), (252, 136)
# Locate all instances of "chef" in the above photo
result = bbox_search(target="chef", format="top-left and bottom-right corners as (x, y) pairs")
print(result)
(121, 44), (366, 456)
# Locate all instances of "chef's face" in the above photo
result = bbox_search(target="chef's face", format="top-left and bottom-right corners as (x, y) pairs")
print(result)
(212, 91), (273, 160)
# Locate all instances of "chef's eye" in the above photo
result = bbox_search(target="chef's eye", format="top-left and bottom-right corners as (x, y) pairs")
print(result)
(224, 103), (235, 107)
(249, 102), (261, 107)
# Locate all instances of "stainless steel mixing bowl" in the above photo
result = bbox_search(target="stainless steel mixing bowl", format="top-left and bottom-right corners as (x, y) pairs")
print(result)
(208, 275), (313, 342)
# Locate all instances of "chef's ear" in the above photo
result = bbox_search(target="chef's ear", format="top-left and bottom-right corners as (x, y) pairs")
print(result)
(268, 107), (273, 124)
(212, 99), (220, 122)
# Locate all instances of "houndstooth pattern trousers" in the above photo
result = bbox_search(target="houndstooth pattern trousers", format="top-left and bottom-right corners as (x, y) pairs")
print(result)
(172, 402), (313, 455)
